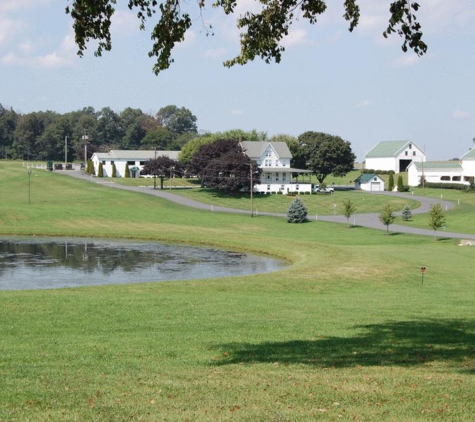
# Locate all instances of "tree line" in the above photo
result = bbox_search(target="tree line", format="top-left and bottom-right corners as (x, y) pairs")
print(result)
(0, 103), (198, 162)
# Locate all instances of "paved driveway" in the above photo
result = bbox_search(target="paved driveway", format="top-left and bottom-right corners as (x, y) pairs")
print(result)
(59, 171), (475, 241)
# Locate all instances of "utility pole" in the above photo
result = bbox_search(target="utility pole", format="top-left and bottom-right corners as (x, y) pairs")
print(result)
(64, 136), (68, 169)
(250, 164), (254, 218)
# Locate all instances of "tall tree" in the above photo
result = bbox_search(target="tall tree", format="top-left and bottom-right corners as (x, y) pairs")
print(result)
(201, 148), (259, 193)
(0, 104), (18, 159)
(298, 132), (355, 184)
(187, 139), (239, 181)
(96, 107), (123, 145)
(156, 105), (197, 135)
(12, 111), (57, 160)
(66, 1), (427, 74)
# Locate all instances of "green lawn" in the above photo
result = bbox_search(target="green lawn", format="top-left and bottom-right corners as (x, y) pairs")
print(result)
(1, 161), (475, 421)
(397, 187), (475, 235)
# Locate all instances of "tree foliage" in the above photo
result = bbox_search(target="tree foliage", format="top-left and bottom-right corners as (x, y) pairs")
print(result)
(388, 173), (395, 192)
(342, 199), (356, 228)
(287, 197), (308, 223)
(179, 129), (267, 166)
(428, 203), (446, 240)
(66, 1), (427, 74)
(156, 105), (197, 135)
(141, 156), (183, 189)
(401, 204), (412, 221)
(397, 175), (404, 192)
(186, 139), (259, 192)
(379, 204), (396, 234)
(296, 131), (355, 183)
(0, 104), (197, 162)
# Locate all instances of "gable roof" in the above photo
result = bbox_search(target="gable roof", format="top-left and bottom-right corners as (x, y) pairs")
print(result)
(240, 141), (291, 159)
(365, 141), (422, 158)
(461, 148), (475, 161)
(354, 173), (384, 183)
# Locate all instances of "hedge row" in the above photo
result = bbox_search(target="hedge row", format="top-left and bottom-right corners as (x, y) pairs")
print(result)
(362, 169), (395, 175)
(421, 182), (472, 191)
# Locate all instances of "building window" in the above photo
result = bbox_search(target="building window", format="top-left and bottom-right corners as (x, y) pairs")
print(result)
(283, 173), (286, 181)
(440, 176), (450, 181)
(127, 161), (135, 165)
(452, 176), (461, 181)
(139, 161), (146, 165)
(405, 151), (408, 156)
(267, 174), (271, 180)
(464, 176), (471, 182)
(111, 161), (114, 165)
(267, 185), (270, 190)
(102, 161), (106, 165)
(409, 143), (412, 149)
(413, 151), (416, 156)
(275, 173), (279, 180)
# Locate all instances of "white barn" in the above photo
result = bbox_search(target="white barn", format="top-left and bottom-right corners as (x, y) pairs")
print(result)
(240, 141), (312, 194)
(91, 150), (180, 178)
(365, 141), (426, 173)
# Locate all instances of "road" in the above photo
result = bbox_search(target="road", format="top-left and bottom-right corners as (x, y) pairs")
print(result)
(59, 170), (475, 241)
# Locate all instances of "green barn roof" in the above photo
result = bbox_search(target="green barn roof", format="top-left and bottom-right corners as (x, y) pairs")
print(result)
(365, 141), (411, 158)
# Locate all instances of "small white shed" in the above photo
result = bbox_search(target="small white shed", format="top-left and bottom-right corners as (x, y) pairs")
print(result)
(354, 173), (385, 192)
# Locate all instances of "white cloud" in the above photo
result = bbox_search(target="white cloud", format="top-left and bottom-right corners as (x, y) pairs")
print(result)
(281, 29), (313, 49)
(391, 54), (420, 68)
(202, 47), (227, 59)
(19, 42), (33, 53)
(357, 100), (372, 108)
(452, 109), (470, 120)
(1, 34), (76, 68)
(0, 0), (53, 13)
(111, 10), (139, 37)
(0, 17), (21, 46)
(231, 109), (243, 116)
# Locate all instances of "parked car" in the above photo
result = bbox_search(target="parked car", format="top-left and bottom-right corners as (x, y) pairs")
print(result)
(312, 184), (334, 194)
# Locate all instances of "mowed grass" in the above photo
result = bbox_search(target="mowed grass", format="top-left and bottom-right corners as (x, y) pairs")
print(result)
(397, 187), (475, 235)
(1, 161), (475, 421)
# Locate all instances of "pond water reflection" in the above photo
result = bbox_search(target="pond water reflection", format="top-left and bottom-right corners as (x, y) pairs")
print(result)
(0, 237), (287, 291)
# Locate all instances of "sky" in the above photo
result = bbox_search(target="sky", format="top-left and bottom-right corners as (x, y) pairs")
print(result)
(0, 0), (474, 162)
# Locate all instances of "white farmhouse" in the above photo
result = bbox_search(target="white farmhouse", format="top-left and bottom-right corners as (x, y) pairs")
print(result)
(91, 150), (179, 178)
(365, 141), (426, 173)
(354, 173), (385, 192)
(240, 141), (312, 194)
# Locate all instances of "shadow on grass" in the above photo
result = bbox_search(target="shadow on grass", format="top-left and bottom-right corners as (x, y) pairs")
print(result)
(212, 319), (475, 370)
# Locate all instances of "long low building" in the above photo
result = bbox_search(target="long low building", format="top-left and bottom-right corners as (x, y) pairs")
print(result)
(92, 150), (180, 178)
(407, 148), (475, 187)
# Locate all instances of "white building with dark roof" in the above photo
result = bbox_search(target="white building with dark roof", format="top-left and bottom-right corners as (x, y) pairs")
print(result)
(92, 150), (179, 178)
(365, 140), (426, 173)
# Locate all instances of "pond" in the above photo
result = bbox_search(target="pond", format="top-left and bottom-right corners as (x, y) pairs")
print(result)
(0, 237), (287, 291)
